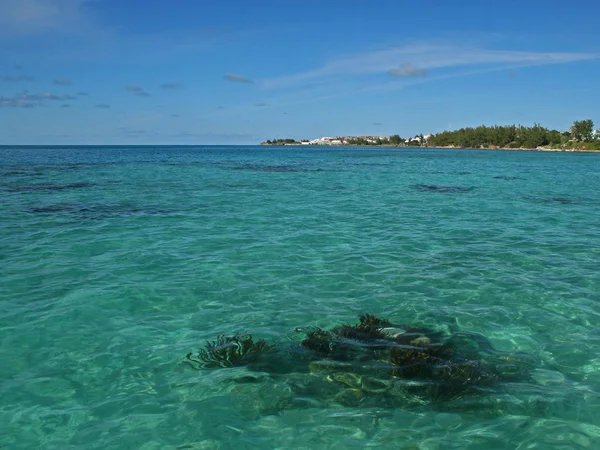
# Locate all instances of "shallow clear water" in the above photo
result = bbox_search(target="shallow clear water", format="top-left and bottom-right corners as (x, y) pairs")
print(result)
(1, 145), (600, 449)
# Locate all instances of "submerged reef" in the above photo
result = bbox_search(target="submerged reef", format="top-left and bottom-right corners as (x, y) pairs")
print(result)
(410, 184), (474, 193)
(3, 181), (94, 193)
(186, 314), (534, 405)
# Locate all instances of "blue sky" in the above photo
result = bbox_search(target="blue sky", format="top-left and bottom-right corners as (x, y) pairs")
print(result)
(1, 0), (599, 144)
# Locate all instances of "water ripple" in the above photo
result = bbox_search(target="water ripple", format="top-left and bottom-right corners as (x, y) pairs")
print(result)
(1, 146), (600, 449)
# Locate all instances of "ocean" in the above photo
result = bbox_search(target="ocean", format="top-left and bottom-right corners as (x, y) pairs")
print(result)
(1, 145), (600, 449)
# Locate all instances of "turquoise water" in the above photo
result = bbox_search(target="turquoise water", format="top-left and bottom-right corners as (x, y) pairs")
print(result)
(1, 145), (600, 449)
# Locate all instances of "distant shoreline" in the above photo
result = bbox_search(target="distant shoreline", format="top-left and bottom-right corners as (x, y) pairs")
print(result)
(260, 121), (600, 151)
(434, 145), (600, 153)
(260, 143), (600, 153)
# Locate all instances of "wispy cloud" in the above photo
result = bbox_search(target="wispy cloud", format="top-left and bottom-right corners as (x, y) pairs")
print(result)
(54, 78), (72, 86)
(223, 42), (600, 115)
(0, 91), (76, 107)
(40, 92), (76, 100)
(0, 0), (93, 36)
(95, 103), (110, 109)
(1, 75), (33, 82)
(126, 84), (151, 97)
(0, 96), (34, 108)
(160, 82), (183, 90)
(224, 73), (254, 84)
(212, 42), (599, 118)
(388, 63), (427, 77)
(262, 43), (599, 90)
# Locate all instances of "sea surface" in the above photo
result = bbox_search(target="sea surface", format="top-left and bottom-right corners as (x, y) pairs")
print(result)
(1, 145), (600, 449)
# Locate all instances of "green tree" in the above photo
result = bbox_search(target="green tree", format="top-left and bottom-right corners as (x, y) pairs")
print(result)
(389, 134), (402, 145)
(570, 119), (594, 142)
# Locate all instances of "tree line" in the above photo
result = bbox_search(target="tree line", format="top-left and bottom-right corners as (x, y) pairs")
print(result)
(427, 120), (598, 150)
(261, 120), (599, 150)
(263, 138), (298, 145)
(345, 135), (404, 145)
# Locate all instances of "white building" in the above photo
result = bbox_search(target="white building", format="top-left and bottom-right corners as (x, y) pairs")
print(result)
(308, 136), (342, 145)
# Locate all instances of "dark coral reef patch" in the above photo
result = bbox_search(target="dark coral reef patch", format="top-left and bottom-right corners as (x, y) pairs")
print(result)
(410, 184), (474, 193)
(186, 314), (534, 404)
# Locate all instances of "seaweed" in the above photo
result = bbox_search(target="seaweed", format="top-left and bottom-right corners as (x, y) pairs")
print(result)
(185, 334), (274, 369)
(186, 313), (534, 404)
(332, 314), (391, 342)
(296, 314), (509, 400)
(302, 315), (399, 360)
(301, 328), (336, 357)
(358, 313), (392, 328)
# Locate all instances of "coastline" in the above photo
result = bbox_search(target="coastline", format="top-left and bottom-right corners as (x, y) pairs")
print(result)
(260, 143), (600, 153)
(433, 145), (600, 153)
(261, 121), (600, 152)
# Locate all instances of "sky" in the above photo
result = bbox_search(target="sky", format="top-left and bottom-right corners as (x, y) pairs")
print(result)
(0, 0), (599, 145)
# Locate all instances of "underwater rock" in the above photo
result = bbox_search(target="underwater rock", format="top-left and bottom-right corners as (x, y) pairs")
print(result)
(5, 181), (94, 192)
(542, 197), (578, 204)
(186, 314), (534, 404)
(410, 184), (474, 193)
(523, 195), (581, 205)
(493, 175), (522, 180)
